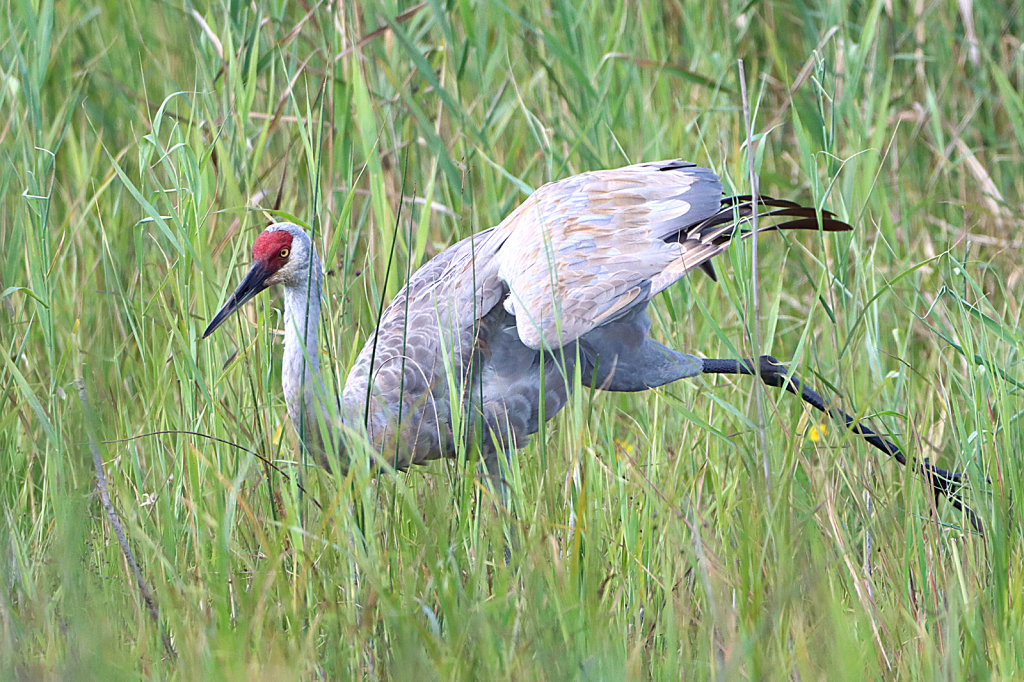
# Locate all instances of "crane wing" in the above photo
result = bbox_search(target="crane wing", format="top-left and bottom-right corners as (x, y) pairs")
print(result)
(492, 159), (725, 350)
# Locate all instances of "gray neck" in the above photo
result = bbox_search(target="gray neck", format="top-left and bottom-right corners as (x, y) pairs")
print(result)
(281, 253), (331, 458)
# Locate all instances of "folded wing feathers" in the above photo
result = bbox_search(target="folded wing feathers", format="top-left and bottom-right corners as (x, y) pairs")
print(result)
(495, 160), (851, 350)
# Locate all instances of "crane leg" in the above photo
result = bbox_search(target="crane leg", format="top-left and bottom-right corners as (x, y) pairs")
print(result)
(480, 442), (514, 509)
(471, 390), (570, 564)
(700, 355), (982, 533)
(479, 444), (517, 564)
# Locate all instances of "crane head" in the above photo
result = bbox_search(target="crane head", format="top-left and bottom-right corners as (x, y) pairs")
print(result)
(202, 223), (313, 339)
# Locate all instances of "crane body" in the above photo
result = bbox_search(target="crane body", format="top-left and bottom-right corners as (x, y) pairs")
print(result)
(204, 159), (975, 528)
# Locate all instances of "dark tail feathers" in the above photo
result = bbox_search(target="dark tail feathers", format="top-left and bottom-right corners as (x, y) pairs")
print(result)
(681, 196), (852, 281)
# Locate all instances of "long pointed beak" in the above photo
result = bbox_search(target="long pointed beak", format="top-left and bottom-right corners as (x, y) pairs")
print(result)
(202, 260), (274, 339)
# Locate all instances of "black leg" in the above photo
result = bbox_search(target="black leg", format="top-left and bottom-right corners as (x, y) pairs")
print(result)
(701, 355), (982, 533)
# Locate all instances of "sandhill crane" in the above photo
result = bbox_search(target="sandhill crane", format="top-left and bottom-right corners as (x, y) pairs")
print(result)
(203, 160), (975, 528)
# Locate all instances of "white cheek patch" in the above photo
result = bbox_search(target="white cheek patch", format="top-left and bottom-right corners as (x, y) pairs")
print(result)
(276, 260), (298, 285)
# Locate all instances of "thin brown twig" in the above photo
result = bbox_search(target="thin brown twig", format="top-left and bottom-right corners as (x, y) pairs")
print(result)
(75, 379), (177, 661)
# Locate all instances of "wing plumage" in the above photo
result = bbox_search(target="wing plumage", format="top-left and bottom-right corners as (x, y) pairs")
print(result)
(492, 159), (850, 350)
(493, 160), (722, 349)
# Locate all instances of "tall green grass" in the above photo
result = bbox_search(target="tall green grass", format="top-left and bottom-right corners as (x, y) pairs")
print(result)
(2, 0), (1022, 678)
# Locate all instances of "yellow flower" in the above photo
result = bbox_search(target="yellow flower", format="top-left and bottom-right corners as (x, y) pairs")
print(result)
(808, 423), (828, 442)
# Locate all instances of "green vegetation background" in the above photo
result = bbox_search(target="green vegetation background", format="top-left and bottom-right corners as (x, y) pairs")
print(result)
(2, 0), (1022, 679)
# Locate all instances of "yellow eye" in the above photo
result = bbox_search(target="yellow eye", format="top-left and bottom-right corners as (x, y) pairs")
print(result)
(280, 248), (290, 258)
